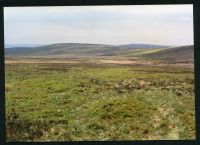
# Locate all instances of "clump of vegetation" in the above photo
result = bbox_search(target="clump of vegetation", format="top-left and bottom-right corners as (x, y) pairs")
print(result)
(6, 108), (46, 141)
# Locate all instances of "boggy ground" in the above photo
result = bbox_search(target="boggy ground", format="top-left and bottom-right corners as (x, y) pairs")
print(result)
(5, 57), (195, 141)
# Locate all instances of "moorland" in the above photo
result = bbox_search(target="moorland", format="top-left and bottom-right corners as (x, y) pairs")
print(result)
(5, 43), (195, 141)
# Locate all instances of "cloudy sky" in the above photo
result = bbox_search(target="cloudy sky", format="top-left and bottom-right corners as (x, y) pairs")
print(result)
(4, 5), (193, 46)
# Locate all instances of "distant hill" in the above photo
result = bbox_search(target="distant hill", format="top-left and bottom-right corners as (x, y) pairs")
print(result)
(5, 43), (170, 57)
(117, 44), (169, 49)
(6, 43), (192, 62)
(5, 44), (43, 48)
(5, 43), (115, 56)
(141, 45), (194, 62)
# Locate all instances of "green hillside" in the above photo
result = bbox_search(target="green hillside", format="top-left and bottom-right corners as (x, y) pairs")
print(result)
(141, 45), (194, 62)
(5, 43), (168, 57)
(5, 43), (115, 56)
(5, 43), (194, 63)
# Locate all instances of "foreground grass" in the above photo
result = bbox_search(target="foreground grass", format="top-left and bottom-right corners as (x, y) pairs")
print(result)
(5, 62), (195, 141)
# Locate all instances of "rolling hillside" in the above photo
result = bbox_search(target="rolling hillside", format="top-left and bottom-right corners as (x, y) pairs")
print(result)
(117, 44), (169, 49)
(5, 43), (115, 56)
(141, 45), (194, 62)
(5, 43), (193, 62)
(5, 43), (169, 57)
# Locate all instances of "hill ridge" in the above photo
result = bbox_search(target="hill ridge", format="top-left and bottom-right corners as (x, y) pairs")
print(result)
(5, 43), (193, 62)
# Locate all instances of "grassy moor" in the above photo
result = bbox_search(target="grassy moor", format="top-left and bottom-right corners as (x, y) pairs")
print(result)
(5, 44), (195, 141)
(4, 5), (195, 141)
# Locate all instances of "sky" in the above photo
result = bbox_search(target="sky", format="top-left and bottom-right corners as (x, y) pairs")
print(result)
(4, 5), (193, 46)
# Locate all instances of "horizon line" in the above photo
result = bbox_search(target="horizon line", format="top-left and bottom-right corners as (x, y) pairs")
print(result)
(5, 42), (194, 48)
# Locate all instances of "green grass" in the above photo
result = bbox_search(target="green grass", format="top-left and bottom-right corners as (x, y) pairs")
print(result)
(5, 61), (195, 141)
(114, 48), (164, 57)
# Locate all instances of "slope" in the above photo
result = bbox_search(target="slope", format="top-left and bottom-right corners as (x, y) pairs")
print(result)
(5, 43), (168, 57)
(141, 45), (194, 62)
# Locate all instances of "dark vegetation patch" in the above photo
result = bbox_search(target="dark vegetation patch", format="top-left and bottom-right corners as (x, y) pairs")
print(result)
(141, 45), (194, 62)
(6, 108), (69, 141)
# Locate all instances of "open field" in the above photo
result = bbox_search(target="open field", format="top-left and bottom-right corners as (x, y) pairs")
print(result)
(4, 3), (194, 141)
(5, 57), (195, 141)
